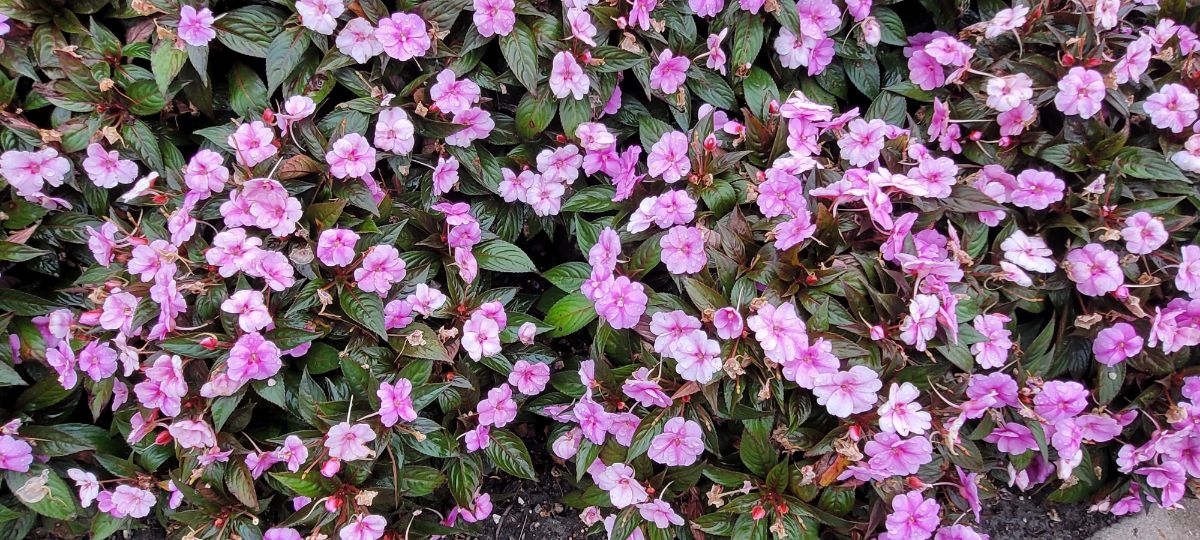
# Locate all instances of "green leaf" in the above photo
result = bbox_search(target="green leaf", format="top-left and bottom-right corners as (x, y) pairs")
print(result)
(215, 6), (285, 58)
(389, 323), (451, 362)
(266, 26), (311, 95)
(561, 185), (618, 213)
(475, 238), (537, 273)
(0, 288), (59, 317)
(226, 460), (258, 508)
(865, 91), (906, 127)
(875, 8), (907, 46)
(543, 262), (592, 292)
(339, 285), (389, 340)
(0, 242), (48, 262)
(483, 429), (538, 481)
(688, 68), (737, 110)
(844, 58), (880, 98)
(269, 471), (336, 498)
(0, 361), (24, 387)
(499, 21), (539, 93)
(229, 63), (269, 120)
(739, 417), (775, 476)
(559, 96), (592, 138)
(6, 466), (79, 520)
(743, 66), (779, 119)
(731, 14), (764, 68)
(544, 292), (597, 337)
(592, 46), (646, 72)
(1117, 147), (1187, 181)
(515, 87), (555, 140)
(150, 41), (188, 97)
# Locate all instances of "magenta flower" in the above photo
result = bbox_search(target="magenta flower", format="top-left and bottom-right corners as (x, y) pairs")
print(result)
(228, 121), (277, 168)
(1034, 380), (1088, 422)
(660, 225), (707, 274)
(908, 50), (945, 90)
(78, 341), (118, 382)
(573, 396), (612, 445)
(647, 131), (691, 183)
(325, 422), (376, 461)
(473, 0), (516, 37)
(1144, 83), (1198, 133)
(622, 367), (673, 408)
(838, 118), (889, 166)
(712, 307), (743, 340)
(984, 422), (1038, 455)
(595, 463), (648, 508)
(648, 417), (704, 466)
(374, 107), (416, 154)
(508, 360), (551, 395)
(375, 12), (430, 61)
(465, 425), (490, 452)
(880, 491), (940, 540)
(377, 379), (418, 426)
(336, 18), (384, 63)
(177, 5), (216, 46)
(108, 485), (155, 519)
(638, 499), (685, 529)
(227, 332), (283, 384)
(1065, 243), (1123, 297)
(430, 69), (481, 115)
(1121, 212), (1168, 255)
(1093, 322), (1143, 366)
(1178, 245), (1200, 298)
(1054, 67), (1105, 119)
(550, 51), (589, 100)
(265, 529), (303, 540)
(813, 365), (882, 418)
(0, 435), (32, 472)
(316, 228), (360, 267)
(649, 49), (690, 95)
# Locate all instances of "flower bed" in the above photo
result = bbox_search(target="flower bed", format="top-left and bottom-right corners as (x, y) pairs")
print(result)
(0, 0), (1197, 539)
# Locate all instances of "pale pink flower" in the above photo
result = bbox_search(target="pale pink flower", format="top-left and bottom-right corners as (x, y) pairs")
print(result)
(1054, 67), (1106, 119)
(1065, 243), (1123, 297)
(594, 276), (648, 329)
(221, 289), (272, 333)
(228, 121), (277, 168)
(649, 49), (690, 94)
(878, 382), (931, 436)
(109, 485), (155, 519)
(353, 245), (407, 296)
(985, 73), (1033, 112)
(1178, 245), (1200, 298)
(509, 360), (550, 395)
(971, 313), (1013, 369)
(82, 143), (138, 188)
(473, 0), (516, 37)
(813, 365), (882, 418)
(0, 148), (70, 197)
(168, 419), (217, 449)
(227, 332), (282, 383)
(78, 341), (118, 382)
(431, 155), (460, 196)
(1144, 83), (1199, 133)
(712, 307), (743, 340)
(99, 291), (140, 334)
(595, 463), (648, 508)
(647, 131), (691, 183)
(639, 499), (685, 529)
(1001, 230), (1056, 273)
(68, 469), (100, 507)
(517, 321), (537, 344)
(377, 379), (418, 426)
(674, 329), (722, 383)
(1121, 212), (1168, 255)
(477, 384), (518, 427)
(1094, 322), (1143, 366)
(899, 294), (940, 351)
(374, 107), (416, 154)
(339, 514), (386, 540)
(986, 5), (1028, 38)
(445, 107), (494, 147)
(276, 435), (308, 472)
(1114, 36), (1153, 85)
(880, 491), (939, 540)
(177, 5), (216, 46)
(462, 314), (502, 360)
(689, 0), (723, 17)
(865, 432), (933, 476)
(336, 18), (383, 63)
(623, 368), (673, 408)
(317, 228), (360, 267)
(0, 435), (32, 472)
(327, 133), (376, 179)
(706, 29), (729, 74)
(375, 12), (430, 61)
(567, 8), (597, 46)
(648, 417), (704, 466)
(550, 51), (589, 100)
(660, 225), (707, 274)
(406, 284), (447, 316)
(1011, 169), (1065, 210)
(838, 118), (889, 166)
(431, 70), (481, 115)
(325, 422), (376, 461)
(296, 0), (345, 35)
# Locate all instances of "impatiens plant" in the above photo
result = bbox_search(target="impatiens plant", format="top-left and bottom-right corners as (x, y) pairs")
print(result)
(1, 0), (1200, 538)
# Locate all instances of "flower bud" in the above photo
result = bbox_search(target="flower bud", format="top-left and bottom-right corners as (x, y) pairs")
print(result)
(1062, 53), (1075, 66)
(703, 133), (718, 152)
(1111, 285), (1130, 301)
(969, 130), (983, 141)
(751, 505), (766, 520)
(517, 322), (537, 345)
(324, 496), (341, 512)
(261, 108), (275, 124)
(154, 430), (173, 446)
(998, 136), (1013, 148)
(321, 458), (341, 478)
(862, 17), (881, 46)
(869, 325), (887, 341)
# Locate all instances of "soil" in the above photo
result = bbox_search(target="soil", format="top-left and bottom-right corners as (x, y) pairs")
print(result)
(473, 471), (595, 540)
(981, 489), (1121, 540)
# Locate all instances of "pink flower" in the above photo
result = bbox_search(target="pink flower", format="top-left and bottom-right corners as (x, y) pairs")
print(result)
(567, 8), (597, 46)
(0, 435), (32, 472)
(648, 417), (704, 466)
(649, 49), (690, 94)
(1054, 67), (1106, 119)
(375, 12), (430, 61)
(1121, 212), (1168, 255)
(407, 284), (447, 316)
(457, 492), (494, 523)
(228, 121), (277, 168)
(1011, 169), (1065, 210)
(473, 0), (516, 37)
(430, 69), (481, 115)
(374, 107), (416, 154)
(552, 429), (582, 459)
(712, 307), (743, 340)
(227, 332), (282, 383)
(78, 341), (118, 382)
(908, 50), (945, 90)
(865, 432), (933, 475)
(517, 321), (537, 344)
(878, 382), (932, 436)
(983, 423), (1038, 455)
(445, 107), (494, 147)
(812, 365), (882, 418)
(83, 143), (138, 188)
(177, 5), (216, 46)
(221, 289), (272, 333)
(674, 329), (722, 383)
(880, 492), (940, 540)
(46, 341), (77, 390)
(339, 514), (386, 540)
(971, 313), (1013, 369)
(325, 422), (376, 461)
(276, 435), (308, 472)
(1114, 36), (1153, 84)
(638, 499), (685, 529)
(899, 294), (940, 351)
(622, 367), (673, 408)
(317, 228), (360, 267)
(689, 0), (723, 16)
(353, 245), (407, 296)
(747, 301), (807, 364)
(384, 299), (414, 330)
(594, 276), (648, 329)
(327, 133), (377, 180)
(650, 310), (701, 355)
(265, 529), (303, 540)
(1065, 243), (1123, 297)
(537, 145), (583, 185)
(87, 222), (120, 267)
(986, 5), (1027, 37)
(462, 313), (501, 360)
(168, 419), (217, 449)
(336, 18), (384, 63)
(647, 131), (691, 183)
(595, 463), (648, 508)
(1179, 245), (1200, 298)
(509, 360), (551, 395)
(377, 379), (418, 426)
(296, 0), (345, 35)
(68, 469), (100, 507)
(838, 118), (888, 166)
(0, 148), (70, 197)
(574, 397), (612, 445)
(477, 384), (518, 427)
(99, 291), (139, 334)
(550, 51), (589, 100)
(1001, 230), (1056, 273)
(429, 155), (460, 196)
(660, 226), (707, 274)
(184, 149), (229, 198)
(1144, 83), (1198, 133)
(998, 100), (1036, 137)
(1035, 380), (1088, 422)
(109, 485), (155, 519)
(1094, 322), (1143, 366)
(706, 29), (728, 74)
(465, 425), (490, 452)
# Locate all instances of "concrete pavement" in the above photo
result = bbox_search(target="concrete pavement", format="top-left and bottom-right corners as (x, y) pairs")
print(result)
(1089, 498), (1200, 539)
